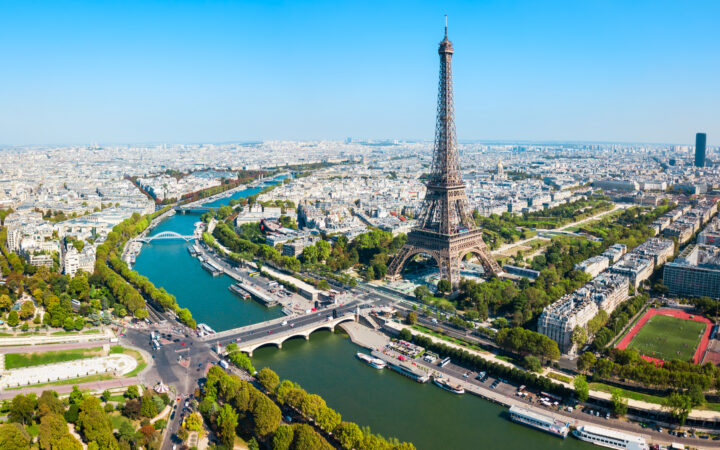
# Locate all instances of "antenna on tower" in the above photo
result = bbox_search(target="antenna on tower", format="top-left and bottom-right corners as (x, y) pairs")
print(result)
(444, 15), (448, 38)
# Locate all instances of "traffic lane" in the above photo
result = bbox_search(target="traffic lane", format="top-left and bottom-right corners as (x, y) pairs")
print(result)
(205, 306), (358, 345)
(215, 309), (356, 344)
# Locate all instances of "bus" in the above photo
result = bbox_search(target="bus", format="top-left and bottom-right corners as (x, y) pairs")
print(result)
(439, 357), (451, 368)
(248, 271), (260, 277)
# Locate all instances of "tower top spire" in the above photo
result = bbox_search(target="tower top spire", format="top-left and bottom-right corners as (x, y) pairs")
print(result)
(444, 14), (447, 38)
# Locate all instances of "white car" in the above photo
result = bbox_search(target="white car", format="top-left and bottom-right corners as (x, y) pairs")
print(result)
(281, 321), (288, 326)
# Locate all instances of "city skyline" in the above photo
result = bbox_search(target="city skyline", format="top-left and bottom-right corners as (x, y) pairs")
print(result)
(0, 1), (718, 146)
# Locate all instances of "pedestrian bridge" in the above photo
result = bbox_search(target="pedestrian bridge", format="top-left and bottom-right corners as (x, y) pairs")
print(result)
(175, 205), (213, 213)
(136, 231), (195, 243)
(212, 314), (356, 356)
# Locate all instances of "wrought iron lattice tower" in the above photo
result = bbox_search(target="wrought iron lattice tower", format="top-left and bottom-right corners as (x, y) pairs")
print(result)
(387, 22), (502, 288)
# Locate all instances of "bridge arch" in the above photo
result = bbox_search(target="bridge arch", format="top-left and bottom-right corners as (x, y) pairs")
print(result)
(239, 316), (356, 356)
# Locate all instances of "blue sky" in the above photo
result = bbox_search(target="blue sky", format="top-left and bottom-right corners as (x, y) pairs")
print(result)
(0, 0), (718, 145)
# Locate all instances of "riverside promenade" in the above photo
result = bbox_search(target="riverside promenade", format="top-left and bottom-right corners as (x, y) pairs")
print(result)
(345, 320), (719, 448)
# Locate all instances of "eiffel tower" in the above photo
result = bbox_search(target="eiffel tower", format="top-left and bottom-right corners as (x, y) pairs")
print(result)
(387, 20), (502, 288)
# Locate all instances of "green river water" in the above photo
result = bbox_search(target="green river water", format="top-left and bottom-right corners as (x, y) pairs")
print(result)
(132, 185), (592, 450)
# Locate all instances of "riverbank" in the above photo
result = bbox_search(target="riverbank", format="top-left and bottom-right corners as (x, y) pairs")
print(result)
(340, 320), (719, 449)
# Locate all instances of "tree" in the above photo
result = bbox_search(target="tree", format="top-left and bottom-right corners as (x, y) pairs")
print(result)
(574, 375), (589, 403)
(76, 396), (118, 449)
(252, 395), (282, 437)
(228, 351), (256, 373)
(140, 393), (157, 418)
(101, 390), (112, 403)
(334, 421), (364, 450)
(291, 423), (333, 450)
(217, 403), (238, 447)
(69, 385), (85, 405)
(663, 392), (693, 425)
(272, 424), (294, 450)
(399, 328), (413, 341)
(522, 355), (542, 372)
(183, 412), (203, 432)
(18, 301), (35, 320)
(316, 406), (341, 433)
(577, 352), (597, 373)
(8, 394), (34, 425)
(122, 400), (141, 420)
(139, 424), (158, 447)
(38, 390), (65, 417)
(437, 279), (451, 293)
(0, 423), (31, 450)
(124, 385), (139, 399)
(414, 285), (430, 301)
(154, 419), (167, 431)
(405, 311), (417, 325)
(300, 394), (326, 419)
(7, 310), (19, 327)
(571, 325), (587, 348)
(118, 421), (137, 447)
(688, 384), (706, 408)
(257, 367), (280, 393)
(39, 412), (82, 450)
(611, 389), (628, 417)
(0, 294), (12, 311)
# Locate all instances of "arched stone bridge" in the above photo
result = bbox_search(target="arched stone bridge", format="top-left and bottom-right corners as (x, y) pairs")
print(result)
(209, 314), (356, 356)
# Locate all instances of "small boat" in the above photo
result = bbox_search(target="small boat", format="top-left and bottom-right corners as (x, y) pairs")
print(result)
(356, 352), (387, 370)
(433, 377), (465, 394)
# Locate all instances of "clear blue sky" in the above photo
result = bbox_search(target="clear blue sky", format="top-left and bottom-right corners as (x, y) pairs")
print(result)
(1, 1), (718, 146)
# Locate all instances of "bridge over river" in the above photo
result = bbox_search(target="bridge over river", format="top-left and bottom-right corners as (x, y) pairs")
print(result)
(201, 304), (360, 356)
(134, 231), (195, 243)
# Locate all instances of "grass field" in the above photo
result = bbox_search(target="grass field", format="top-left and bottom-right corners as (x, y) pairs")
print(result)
(4, 347), (104, 369)
(627, 315), (706, 362)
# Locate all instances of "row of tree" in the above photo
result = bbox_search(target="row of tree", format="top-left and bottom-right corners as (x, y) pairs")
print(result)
(203, 365), (416, 450)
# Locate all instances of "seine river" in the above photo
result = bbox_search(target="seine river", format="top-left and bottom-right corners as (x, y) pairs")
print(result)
(132, 182), (591, 450)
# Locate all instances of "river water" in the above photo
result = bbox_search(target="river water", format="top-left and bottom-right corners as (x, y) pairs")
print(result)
(132, 182), (591, 450)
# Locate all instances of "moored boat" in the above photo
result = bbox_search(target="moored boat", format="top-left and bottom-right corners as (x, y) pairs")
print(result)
(356, 352), (387, 369)
(508, 405), (569, 438)
(572, 425), (648, 450)
(433, 376), (465, 394)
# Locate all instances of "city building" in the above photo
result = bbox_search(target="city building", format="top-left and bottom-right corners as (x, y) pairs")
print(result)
(537, 293), (598, 354)
(63, 244), (97, 277)
(601, 243), (627, 263)
(609, 255), (654, 289)
(633, 238), (675, 267)
(695, 132), (707, 168)
(574, 256), (609, 278)
(698, 218), (720, 247)
(664, 245), (720, 299)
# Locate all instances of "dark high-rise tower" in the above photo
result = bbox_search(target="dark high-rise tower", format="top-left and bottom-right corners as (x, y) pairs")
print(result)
(387, 21), (501, 288)
(695, 133), (707, 168)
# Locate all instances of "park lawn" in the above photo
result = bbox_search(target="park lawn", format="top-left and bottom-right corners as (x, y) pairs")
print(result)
(627, 315), (706, 362)
(4, 346), (104, 369)
(110, 413), (133, 431)
(589, 382), (667, 405)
